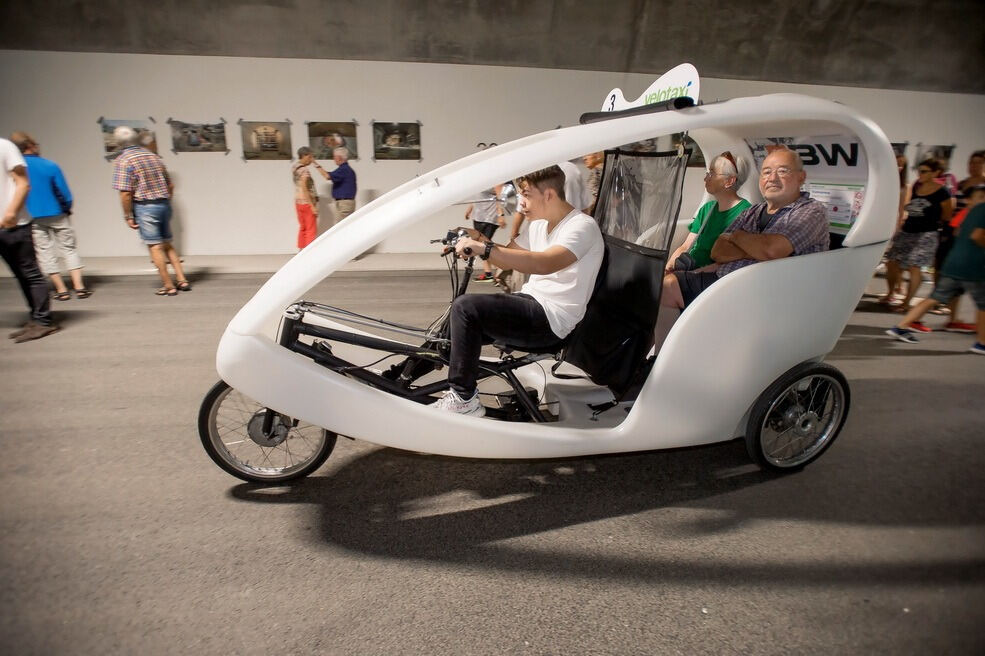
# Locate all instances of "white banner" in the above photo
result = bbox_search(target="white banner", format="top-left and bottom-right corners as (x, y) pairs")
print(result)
(807, 182), (866, 235)
(745, 135), (868, 184)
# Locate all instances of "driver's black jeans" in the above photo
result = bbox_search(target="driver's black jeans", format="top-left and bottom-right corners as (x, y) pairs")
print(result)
(448, 293), (561, 398)
(0, 224), (52, 326)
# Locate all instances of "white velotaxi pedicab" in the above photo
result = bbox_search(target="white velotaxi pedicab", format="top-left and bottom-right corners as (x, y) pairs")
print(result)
(199, 84), (897, 484)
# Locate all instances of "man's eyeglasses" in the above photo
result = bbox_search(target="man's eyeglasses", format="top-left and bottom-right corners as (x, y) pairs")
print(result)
(760, 166), (794, 178)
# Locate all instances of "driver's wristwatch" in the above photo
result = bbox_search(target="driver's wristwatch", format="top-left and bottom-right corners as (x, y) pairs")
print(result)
(480, 241), (494, 260)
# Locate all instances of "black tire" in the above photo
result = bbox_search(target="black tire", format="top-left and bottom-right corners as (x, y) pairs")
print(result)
(744, 362), (850, 472)
(198, 380), (337, 483)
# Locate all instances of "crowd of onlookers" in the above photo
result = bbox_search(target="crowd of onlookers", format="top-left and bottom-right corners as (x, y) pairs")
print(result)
(2, 129), (983, 358)
(884, 151), (985, 353)
(0, 127), (360, 343)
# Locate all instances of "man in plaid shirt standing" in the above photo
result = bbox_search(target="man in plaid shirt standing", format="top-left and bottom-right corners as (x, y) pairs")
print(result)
(661, 145), (829, 309)
(112, 126), (190, 296)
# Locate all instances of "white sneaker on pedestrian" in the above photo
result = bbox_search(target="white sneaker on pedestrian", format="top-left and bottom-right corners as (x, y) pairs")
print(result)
(431, 389), (485, 416)
(969, 342), (985, 355)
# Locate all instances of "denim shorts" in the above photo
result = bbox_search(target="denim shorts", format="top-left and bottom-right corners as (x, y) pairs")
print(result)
(930, 276), (985, 309)
(134, 200), (173, 245)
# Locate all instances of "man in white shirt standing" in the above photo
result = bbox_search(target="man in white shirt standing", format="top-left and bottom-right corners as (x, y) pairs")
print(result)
(1, 137), (57, 343)
(558, 159), (591, 215)
(432, 165), (604, 415)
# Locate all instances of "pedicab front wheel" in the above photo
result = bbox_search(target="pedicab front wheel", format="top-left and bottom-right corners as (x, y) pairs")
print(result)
(745, 362), (850, 472)
(198, 380), (337, 483)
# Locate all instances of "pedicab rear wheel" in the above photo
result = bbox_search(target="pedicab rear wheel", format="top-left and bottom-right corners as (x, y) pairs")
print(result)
(198, 380), (337, 483)
(745, 362), (849, 472)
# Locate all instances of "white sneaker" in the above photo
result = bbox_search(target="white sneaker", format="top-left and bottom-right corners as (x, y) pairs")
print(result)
(431, 389), (485, 416)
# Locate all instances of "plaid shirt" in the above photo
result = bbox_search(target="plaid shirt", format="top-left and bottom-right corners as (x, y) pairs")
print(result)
(717, 193), (829, 277)
(112, 147), (171, 200)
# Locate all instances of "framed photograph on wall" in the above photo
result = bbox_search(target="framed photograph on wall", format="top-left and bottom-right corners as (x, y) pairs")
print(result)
(913, 143), (955, 171)
(308, 121), (358, 160)
(169, 119), (228, 154)
(239, 120), (292, 160)
(98, 118), (156, 160)
(372, 121), (421, 161)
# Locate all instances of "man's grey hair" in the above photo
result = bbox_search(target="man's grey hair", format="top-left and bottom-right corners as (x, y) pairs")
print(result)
(113, 126), (140, 147)
(333, 147), (349, 161)
(763, 144), (804, 171)
(297, 146), (313, 158)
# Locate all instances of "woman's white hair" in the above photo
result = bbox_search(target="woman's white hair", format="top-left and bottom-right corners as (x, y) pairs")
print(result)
(714, 153), (749, 187)
(333, 147), (349, 161)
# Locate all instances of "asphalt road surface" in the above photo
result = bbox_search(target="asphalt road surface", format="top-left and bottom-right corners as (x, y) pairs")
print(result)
(1, 272), (982, 655)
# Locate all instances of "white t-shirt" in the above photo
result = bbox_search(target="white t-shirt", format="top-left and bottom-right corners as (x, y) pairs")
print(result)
(0, 139), (30, 226)
(516, 210), (604, 338)
(558, 160), (590, 212)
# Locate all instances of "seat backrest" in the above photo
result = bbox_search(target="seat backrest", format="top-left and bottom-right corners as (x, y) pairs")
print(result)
(560, 236), (665, 396)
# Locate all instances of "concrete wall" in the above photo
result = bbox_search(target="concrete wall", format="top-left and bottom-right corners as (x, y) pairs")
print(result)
(2, 0), (983, 94)
(1, 49), (983, 257)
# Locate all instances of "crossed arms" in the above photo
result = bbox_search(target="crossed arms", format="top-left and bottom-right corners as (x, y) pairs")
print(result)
(710, 229), (794, 264)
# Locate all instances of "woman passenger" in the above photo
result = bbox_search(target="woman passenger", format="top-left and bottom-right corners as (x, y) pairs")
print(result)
(666, 151), (750, 272)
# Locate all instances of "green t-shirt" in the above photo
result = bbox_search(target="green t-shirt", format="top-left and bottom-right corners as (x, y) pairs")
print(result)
(687, 198), (751, 267)
(941, 203), (985, 281)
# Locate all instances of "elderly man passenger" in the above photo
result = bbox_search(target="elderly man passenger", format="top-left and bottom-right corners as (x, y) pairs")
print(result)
(661, 145), (829, 309)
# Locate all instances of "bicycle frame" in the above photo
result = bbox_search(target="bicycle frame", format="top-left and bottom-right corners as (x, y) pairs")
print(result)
(273, 251), (560, 423)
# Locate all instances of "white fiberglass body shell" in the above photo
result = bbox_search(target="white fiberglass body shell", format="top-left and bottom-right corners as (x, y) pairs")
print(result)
(216, 93), (897, 459)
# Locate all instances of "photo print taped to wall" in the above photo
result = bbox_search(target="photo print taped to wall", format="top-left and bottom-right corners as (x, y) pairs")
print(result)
(914, 144), (955, 172)
(308, 122), (358, 160)
(99, 118), (156, 161)
(240, 121), (292, 160)
(372, 121), (421, 161)
(169, 119), (228, 154)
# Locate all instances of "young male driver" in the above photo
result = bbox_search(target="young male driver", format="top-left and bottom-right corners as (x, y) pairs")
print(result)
(432, 165), (605, 416)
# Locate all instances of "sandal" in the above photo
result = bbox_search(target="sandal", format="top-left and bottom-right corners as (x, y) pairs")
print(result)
(156, 287), (178, 297)
(73, 288), (93, 299)
(53, 291), (71, 301)
(175, 280), (192, 292)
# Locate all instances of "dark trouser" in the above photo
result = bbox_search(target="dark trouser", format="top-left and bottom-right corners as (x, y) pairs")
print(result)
(0, 224), (52, 326)
(448, 293), (561, 397)
(935, 224), (954, 272)
(673, 270), (720, 308)
(474, 221), (498, 240)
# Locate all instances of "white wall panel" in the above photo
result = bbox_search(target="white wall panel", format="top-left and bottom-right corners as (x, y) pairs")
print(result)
(1, 50), (982, 257)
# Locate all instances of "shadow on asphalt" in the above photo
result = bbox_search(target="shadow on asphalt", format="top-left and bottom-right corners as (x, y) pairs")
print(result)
(832, 323), (974, 359)
(227, 381), (985, 586)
